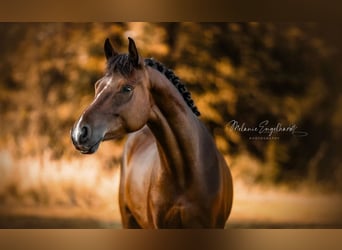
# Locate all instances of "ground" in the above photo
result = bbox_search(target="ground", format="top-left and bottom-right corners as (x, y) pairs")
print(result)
(1, 183), (341, 228)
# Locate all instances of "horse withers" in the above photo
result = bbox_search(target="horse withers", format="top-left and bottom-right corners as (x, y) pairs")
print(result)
(71, 37), (233, 228)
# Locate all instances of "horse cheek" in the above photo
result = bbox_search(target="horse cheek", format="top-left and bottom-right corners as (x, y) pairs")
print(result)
(127, 94), (150, 132)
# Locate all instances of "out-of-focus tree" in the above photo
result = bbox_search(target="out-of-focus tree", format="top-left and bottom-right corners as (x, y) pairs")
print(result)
(0, 23), (127, 159)
(154, 23), (341, 188)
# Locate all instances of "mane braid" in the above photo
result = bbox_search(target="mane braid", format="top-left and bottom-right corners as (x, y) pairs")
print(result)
(144, 58), (201, 116)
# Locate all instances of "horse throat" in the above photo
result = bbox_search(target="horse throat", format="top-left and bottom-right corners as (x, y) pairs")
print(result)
(146, 67), (200, 188)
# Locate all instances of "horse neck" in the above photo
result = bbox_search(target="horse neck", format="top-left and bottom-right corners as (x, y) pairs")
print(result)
(146, 67), (202, 188)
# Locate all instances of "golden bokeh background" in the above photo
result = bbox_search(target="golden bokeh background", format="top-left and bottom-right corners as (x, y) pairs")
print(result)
(0, 23), (341, 228)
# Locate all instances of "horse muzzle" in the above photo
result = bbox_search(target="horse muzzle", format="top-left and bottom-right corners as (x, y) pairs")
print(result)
(70, 124), (102, 154)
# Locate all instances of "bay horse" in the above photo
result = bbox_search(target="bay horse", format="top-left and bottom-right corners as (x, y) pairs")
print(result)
(71, 37), (233, 228)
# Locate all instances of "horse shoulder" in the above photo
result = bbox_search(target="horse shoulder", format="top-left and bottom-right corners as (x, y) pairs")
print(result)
(120, 126), (160, 227)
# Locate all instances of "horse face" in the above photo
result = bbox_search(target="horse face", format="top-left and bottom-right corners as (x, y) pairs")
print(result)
(71, 38), (152, 154)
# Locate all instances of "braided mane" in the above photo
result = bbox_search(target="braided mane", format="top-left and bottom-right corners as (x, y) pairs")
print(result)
(144, 58), (201, 116)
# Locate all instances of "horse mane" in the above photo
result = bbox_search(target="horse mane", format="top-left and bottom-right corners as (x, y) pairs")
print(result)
(145, 58), (201, 116)
(106, 54), (201, 116)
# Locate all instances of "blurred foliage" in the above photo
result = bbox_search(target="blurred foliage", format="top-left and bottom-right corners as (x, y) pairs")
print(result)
(0, 23), (341, 190)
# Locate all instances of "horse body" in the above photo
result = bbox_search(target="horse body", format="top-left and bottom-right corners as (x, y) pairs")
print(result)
(71, 38), (233, 228)
(122, 127), (233, 228)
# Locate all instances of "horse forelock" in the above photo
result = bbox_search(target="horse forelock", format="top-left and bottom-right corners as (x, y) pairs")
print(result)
(106, 54), (135, 77)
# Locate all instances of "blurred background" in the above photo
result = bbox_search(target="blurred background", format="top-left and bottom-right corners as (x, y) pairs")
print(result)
(0, 22), (341, 228)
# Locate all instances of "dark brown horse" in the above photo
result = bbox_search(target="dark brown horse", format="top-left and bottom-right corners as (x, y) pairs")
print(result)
(71, 38), (233, 228)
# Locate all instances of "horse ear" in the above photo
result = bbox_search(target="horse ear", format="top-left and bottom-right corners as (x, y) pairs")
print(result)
(128, 37), (142, 67)
(104, 38), (118, 60)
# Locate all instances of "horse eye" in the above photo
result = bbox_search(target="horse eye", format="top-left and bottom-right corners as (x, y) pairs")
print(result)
(121, 85), (133, 93)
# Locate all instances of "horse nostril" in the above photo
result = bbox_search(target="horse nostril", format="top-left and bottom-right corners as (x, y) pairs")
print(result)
(79, 125), (91, 143)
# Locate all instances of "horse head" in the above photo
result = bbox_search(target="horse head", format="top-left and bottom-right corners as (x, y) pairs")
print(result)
(71, 38), (152, 154)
